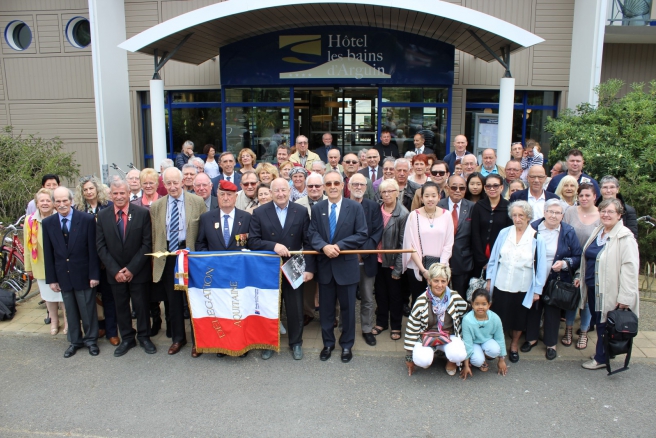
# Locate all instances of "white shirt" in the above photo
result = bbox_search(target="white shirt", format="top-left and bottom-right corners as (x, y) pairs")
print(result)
(494, 226), (536, 293)
(538, 221), (560, 280)
(220, 208), (235, 237)
(130, 190), (142, 201)
(222, 172), (235, 182)
(415, 146), (425, 154)
(368, 166), (378, 179)
(528, 190), (546, 220)
(166, 192), (186, 242)
(328, 198), (343, 223)
(447, 198), (459, 219)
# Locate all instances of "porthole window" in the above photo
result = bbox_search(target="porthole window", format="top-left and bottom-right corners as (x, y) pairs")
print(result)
(65, 17), (91, 48)
(5, 21), (32, 51)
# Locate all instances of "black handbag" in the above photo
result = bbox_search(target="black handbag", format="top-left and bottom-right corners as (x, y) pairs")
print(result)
(603, 306), (639, 375)
(542, 262), (580, 311)
(416, 210), (440, 271)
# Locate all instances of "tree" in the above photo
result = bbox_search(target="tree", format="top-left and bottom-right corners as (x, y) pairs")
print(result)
(546, 79), (656, 260)
(0, 127), (80, 222)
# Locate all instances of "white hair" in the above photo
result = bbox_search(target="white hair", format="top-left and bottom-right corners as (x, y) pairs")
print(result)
(160, 158), (174, 170)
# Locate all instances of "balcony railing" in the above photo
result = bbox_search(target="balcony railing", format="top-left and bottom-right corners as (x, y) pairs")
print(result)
(608, 0), (655, 26)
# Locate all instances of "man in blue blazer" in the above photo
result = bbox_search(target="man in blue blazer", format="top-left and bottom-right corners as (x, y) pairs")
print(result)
(509, 165), (559, 220)
(196, 180), (251, 251)
(248, 178), (316, 360)
(315, 132), (340, 164)
(43, 187), (101, 358)
(308, 170), (368, 363)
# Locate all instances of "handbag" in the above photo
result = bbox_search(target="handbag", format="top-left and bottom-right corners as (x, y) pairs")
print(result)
(542, 261), (580, 311)
(466, 269), (487, 302)
(603, 306), (639, 375)
(416, 210), (440, 271)
(421, 328), (452, 347)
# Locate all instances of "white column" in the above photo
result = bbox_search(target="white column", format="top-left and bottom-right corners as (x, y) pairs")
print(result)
(496, 77), (515, 165)
(150, 79), (167, 170)
(88, 0), (133, 182)
(567, 0), (608, 109)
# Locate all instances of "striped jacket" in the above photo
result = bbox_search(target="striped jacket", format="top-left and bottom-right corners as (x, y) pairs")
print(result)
(404, 289), (468, 351)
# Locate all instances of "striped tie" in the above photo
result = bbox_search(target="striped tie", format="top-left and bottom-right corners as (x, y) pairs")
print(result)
(169, 199), (179, 251)
(223, 214), (231, 247)
(329, 203), (337, 243)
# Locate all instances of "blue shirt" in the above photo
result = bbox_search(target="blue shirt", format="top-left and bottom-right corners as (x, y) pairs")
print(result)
(585, 238), (605, 288)
(480, 166), (499, 177)
(275, 202), (289, 228)
(58, 209), (73, 231)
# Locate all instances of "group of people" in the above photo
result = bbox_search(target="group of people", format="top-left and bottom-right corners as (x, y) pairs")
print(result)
(23, 132), (640, 378)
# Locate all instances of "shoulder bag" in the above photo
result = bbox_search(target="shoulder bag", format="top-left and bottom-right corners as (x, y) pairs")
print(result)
(542, 261), (580, 311)
(416, 210), (440, 271)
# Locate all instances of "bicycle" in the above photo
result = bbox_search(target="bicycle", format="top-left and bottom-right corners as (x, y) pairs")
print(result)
(1, 215), (33, 300)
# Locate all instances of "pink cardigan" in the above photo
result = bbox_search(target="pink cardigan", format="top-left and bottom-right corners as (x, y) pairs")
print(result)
(402, 209), (454, 280)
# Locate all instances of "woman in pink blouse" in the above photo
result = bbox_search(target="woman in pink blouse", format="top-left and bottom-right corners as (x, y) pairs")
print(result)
(402, 181), (454, 305)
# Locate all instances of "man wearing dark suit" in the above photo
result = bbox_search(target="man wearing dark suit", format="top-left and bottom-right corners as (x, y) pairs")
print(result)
(43, 187), (100, 358)
(210, 152), (241, 196)
(348, 174), (383, 347)
(96, 178), (155, 357)
(193, 173), (218, 211)
(443, 135), (473, 174)
(196, 180), (251, 252)
(509, 165), (559, 220)
(308, 170), (368, 363)
(438, 175), (475, 297)
(411, 133), (434, 156)
(342, 152), (375, 200)
(315, 132), (340, 164)
(248, 178), (316, 360)
(357, 148), (383, 183)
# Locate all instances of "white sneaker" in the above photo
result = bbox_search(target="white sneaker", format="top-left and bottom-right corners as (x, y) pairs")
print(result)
(279, 321), (287, 335)
(582, 358), (606, 370)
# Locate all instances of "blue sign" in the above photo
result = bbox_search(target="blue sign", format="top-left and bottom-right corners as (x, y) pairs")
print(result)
(220, 26), (454, 86)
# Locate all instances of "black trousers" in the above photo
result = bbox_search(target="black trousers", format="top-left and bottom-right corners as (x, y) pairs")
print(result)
(111, 282), (150, 342)
(450, 272), (471, 300)
(161, 255), (187, 344)
(526, 297), (544, 343)
(62, 288), (98, 347)
(374, 263), (403, 331)
(319, 278), (356, 349)
(407, 271), (427, 307)
(281, 277), (303, 347)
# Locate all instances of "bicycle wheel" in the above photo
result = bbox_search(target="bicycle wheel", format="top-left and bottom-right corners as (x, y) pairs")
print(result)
(1, 248), (32, 300)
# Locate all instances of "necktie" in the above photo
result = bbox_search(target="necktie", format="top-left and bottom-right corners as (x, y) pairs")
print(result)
(371, 168), (376, 180)
(226, 176), (231, 182)
(168, 200), (179, 251)
(117, 210), (125, 242)
(343, 177), (350, 198)
(223, 214), (231, 247)
(329, 203), (337, 243)
(452, 203), (459, 235)
(61, 218), (69, 245)
(131, 194), (138, 201)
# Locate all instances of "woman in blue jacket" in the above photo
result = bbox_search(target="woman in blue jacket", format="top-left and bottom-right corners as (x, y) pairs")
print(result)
(523, 199), (582, 360)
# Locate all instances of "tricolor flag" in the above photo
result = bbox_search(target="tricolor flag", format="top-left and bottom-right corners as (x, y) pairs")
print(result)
(177, 251), (281, 356)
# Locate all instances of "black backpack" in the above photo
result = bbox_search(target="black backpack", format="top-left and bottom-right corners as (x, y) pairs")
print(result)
(603, 307), (639, 375)
(0, 287), (17, 321)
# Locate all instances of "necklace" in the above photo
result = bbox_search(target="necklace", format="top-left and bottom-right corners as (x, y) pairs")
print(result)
(425, 209), (436, 227)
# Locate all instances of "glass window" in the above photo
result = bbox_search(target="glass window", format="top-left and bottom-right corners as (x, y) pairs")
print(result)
(382, 107), (448, 157)
(382, 87), (448, 103)
(224, 88), (290, 103)
(142, 106), (153, 169)
(466, 89), (524, 104)
(525, 109), (555, 160)
(225, 106), (290, 162)
(66, 17), (90, 48)
(171, 91), (221, 103)
(527, 91), (557, 106)
(170, 107), (222, 155)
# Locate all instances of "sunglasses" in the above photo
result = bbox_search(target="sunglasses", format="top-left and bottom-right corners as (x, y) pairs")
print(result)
(324, 181), (342, 187)
(431, 170), (447, 176)
(242, 182), (257, 187)
(307, 184), (323, 189)
(449, 186), (466, 192)
(343, 160), (358, 164)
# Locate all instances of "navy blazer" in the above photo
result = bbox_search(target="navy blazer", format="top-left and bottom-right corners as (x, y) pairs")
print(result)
(210, 173), (242, 196)
(308, 198), (368, 285)
(43, 209), (100, 292)
(195, 208), (251, 251)
(443, 150), (473, 174)
(358, 166), (384, 182)
(530, 218), (582, 284)
(315, 145), (340, 164)
(509, 188), (559, 203)
(437, 198), (475, 275)
(357, 198), (384, 278)
(248, 201), (316, 274)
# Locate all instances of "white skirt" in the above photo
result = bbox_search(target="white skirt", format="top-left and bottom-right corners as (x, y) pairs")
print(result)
(37, 278), (63, 302)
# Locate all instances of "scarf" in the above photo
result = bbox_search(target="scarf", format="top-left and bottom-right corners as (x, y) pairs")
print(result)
(290, 186), (307, 202)
(27, 213), (39, 263)
(427, 287), (450, 332)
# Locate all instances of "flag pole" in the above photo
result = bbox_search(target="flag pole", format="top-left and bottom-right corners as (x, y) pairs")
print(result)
(146, 249), (416, 257)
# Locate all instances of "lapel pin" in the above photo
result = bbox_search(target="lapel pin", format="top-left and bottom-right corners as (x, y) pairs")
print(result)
(128, 213), (132, 222)
(214, 222), (219, 229)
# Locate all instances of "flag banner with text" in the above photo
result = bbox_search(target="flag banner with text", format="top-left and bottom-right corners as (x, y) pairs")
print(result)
(178, 251), (281, 356)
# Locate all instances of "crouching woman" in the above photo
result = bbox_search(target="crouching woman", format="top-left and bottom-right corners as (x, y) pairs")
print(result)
(404, 263), (468, 376)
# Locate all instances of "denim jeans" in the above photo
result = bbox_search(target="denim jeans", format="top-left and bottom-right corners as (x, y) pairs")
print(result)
(565, 301), (592, 332)
(470, 339), (502, 367)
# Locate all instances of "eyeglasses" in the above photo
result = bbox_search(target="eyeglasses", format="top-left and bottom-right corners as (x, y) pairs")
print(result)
(431, 170), (447, 176)
(343, 160), (358, 165)
(242, 182), (257, 187)
(600, 210), (618, 216)
(449, 186), (466, 192)
(545, 210), (563, 216)
(485, 184), (502, 190)
(349, 182), (366, 188)
(324, 181), (342, 187)
(307, 184), (323, 189)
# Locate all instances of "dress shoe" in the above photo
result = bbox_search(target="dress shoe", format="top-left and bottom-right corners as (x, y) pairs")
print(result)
(261, 349), (274, 360)
(114, 340), (136, 357)
(88, 345), (100, 356)
(303, 315), (314, 326)
(150, 317), (162, 337)
(98, 329), (106, 338)
(403, 304), (411, 318)
(320, 346), (335, 361)
(341, 348), (353, 363)
(109, 337), (120, 346)
(64, 345), (80, 358)
(191, 347), (201, 358)
(520, 341), (537, 353)
(139, 339), (157, 354)
(509, 351), (519, 363)
(362, 332), (376, 346)
(292, 345), (303, 360)
(546, 347), (557, 361)
(168, 340), (187, 355)
(582, 358), (606, 370)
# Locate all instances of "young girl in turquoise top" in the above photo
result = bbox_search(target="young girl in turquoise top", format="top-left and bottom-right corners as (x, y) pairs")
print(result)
(460, 289), (508, 379)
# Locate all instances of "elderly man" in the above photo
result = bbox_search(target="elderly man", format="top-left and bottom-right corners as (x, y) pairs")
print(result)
(235, 170), (259, 211)
(443, 135), (473, 174)
(190, 157), (205, 174)
(373, 129), (400, 159)
(376, 158), (419, 212)
(308, 170), (368, 363)
(546, 149), (600, 197)
(510, 165), (558, 220)
(501, 159), (523, 199)
(477, 148), (506, 178)
(311, 160), (327, 176)
(182, 164), (197, 193)
(550, 160), (566, 178)
(96, 177), (154, 356)
(316, 132), (339, 164)
(411, 133), (434, 156)
(26, 174), (59, 215)
(193, 173), (218, 211)
(276, 145), (290, 166)
(289, 135), (320, 170)
(348, 173), (383, 347)
(342, 152), (375, 200)
(437, 175), (475, 297)
(157, 158), (174, 196)
(43, 187), (100, 358)
(460, 154), (478, 179)
(150, 167), (206, 356)
(358, 148), (382, 182)
(511, 141), (524, 161)
(249, 178), (315, 360)
(211, 152), (241, 195)
(126, 169), (142, 202)
(175, 140), (194, 170)
(327, 148), (344, 173)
